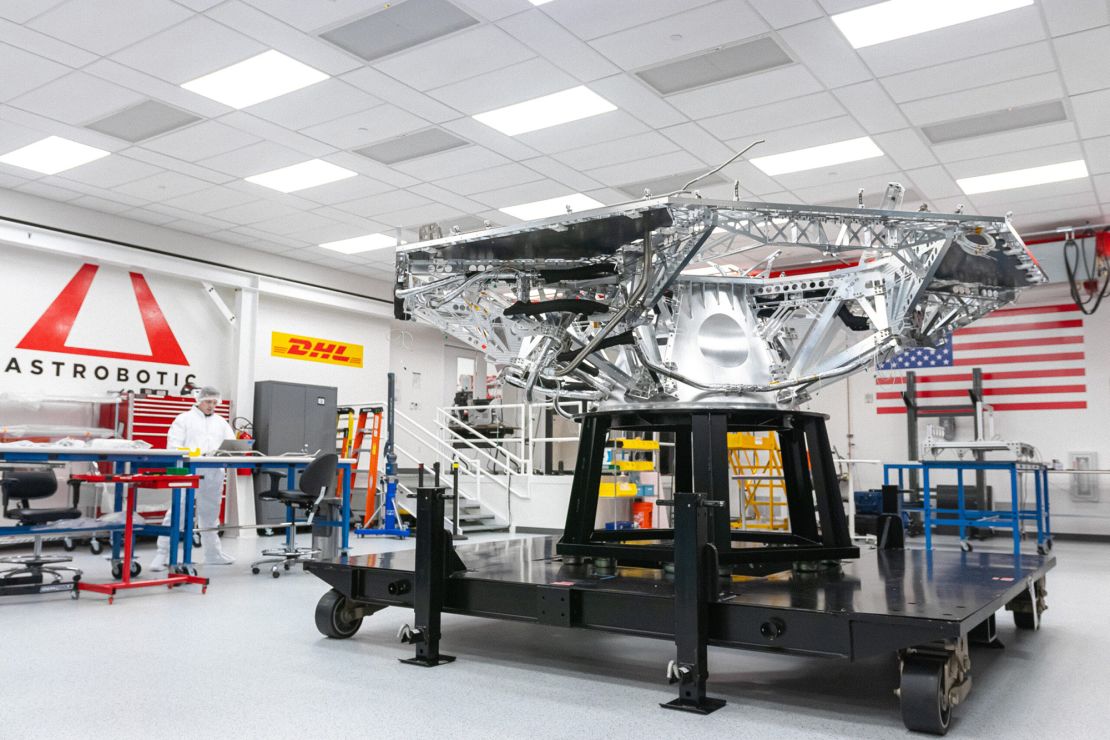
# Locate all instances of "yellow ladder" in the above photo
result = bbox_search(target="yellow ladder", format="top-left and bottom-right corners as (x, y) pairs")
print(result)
(727, 431), (789, 531)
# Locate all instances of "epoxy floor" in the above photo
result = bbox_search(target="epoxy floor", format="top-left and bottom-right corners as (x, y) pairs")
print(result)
(1, 533), (1107, 739)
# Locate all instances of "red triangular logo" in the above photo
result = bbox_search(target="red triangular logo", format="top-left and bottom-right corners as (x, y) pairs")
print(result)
(17, 263), (189, 366)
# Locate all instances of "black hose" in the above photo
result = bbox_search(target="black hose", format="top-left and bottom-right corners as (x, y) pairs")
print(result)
(1064, 237), (1110, 315)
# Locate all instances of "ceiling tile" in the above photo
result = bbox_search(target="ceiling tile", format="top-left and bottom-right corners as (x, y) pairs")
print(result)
(1054, 26), (1110, 96)
(393, 145), (510, 180)
(1083, 136), (1110, 175)
(932, 121), (1079, 165)
(747, 0), (823, 28)
(28, 0), (191, 55)
(553, 131), (680, 172)
(1094, 173), (1110, 203)
(469, 178), (569, 210)
(293, 175), (397, 206)
(197, 141), (308, 178)
(251, 210), (339, 237)
(143, 120), (262, 161)
(700, 91), (844, 141)
(779, 17), (872, 88)
(899, 74), (1065, 127)
(1071, 88), (1110, 139)
(944, 142), (1085, 180)
(1039, 0), (1110, 37)
(855, 5), (1045, 78)
(205, 1), (363, 77)
(831, 81), (908, 133)
(300, 104), (429, 150)
(70, 194), (139, 214)
(9, 72), (145, 126)
(440, 116), (541, 161)
(1012, 206), (1101, 232)
(0, 17), (97, 67)
(430, 58), (578, 115)
(406, 183), (491, 214)
(159, 185), (259, 215)
(213, 200), (298, 225)
(971, 183), (1097, 213)
(246, 80), (382, 131)
(340, 67), (462, 123)
(0, 1), (66, 23)
(659, 123), (733, 169)
(320, 151), (421, 188)
(514, 110), (651, 156)
(110, 16), (265, 85)
(15, 180), (83, 201)
(123, 146), (237, 185)
(375, 203), (466, 229)
(585, 150), (707, 189)
(216, 111), (337, 158)
(496, 9), (620, 82)
(540, 0), (717, 41)
(768, 156), (899, 192)
(437, 163), (544, 196)
(591, 0), (768, 70)
(0, 42), (71, 102)
(122, 207), (179, 226)
(165, 216), (238, 236)
(872, 129), (937, 169)
(520, 156), (604, 193)
(52, 155), (162, 189)
(81, 58), (230, 120)
(903, 165), (962, 200)
(879, 43), (1057, 104)
(667, 64), (823, 120)
(113, 171), (212, 201)
(588, 74), (687, 128)
(239, 0), (387, 31)
(333, 189), (432, 218)
(375, 25), (535, 92)
(723, 114), (866, 157)
(174, 0), (222, 10)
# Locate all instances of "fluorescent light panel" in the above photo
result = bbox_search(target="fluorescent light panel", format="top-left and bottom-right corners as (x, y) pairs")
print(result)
(750, 137), (884, 176)
(474, 86), (616, 136)
(529, 0), (555, 5)
(320, 233), (397, 254)
(0, 136), (109, 175)
(245, 159), (356, 193)
(181, 50), (328, 108)
(957, 160), (1089, 195)
(832, 0), (1033, 49)
(499, 193), (604, 220)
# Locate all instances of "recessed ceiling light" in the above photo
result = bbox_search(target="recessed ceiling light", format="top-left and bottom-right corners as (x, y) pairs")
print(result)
(499, 193), (604, 220)
(474, 86), (617, 136)
(749, 137), (884, 176)
(245, 159), (356, 193)
(957, 159), (1089, 195)
(529, 0), (555, 5)
(831, 0), (1032, 49)
(0, 136), (109, 175)
(181, 50), (328, 108)
(320, 233), (397, 254)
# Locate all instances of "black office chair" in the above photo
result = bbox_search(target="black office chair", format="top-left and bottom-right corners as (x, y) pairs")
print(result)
(1, 470), (83, 586)
(251, 453), (337, 578)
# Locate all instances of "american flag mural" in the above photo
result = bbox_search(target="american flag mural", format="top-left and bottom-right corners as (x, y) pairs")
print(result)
(875, 303), (1086, 414)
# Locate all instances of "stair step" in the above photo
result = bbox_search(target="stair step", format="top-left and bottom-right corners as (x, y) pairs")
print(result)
(460, 523), (510, 533)
(458, 514), (494, 521)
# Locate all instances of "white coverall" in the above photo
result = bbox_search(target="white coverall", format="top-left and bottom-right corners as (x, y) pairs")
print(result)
(157, 406), (234, 560)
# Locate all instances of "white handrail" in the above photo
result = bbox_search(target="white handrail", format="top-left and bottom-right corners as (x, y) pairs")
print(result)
(435, 407), (529, 468)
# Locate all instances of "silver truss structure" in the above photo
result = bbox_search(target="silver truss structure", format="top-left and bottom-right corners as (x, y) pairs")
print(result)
(394, 195), (1044, 411)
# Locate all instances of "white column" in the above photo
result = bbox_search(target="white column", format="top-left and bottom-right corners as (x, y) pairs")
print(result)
(226, 286), (259, 539)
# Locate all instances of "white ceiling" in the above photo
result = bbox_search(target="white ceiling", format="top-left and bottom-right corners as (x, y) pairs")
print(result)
(0, 0), (1107, 281)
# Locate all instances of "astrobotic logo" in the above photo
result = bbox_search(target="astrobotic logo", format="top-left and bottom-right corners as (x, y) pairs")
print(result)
(4, 262), (195, 387)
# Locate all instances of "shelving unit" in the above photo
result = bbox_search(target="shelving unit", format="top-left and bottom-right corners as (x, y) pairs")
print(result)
(598, 435), (659, 529)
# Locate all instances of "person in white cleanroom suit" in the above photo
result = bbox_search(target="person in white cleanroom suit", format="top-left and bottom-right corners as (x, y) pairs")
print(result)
(150, 386), (235, 571)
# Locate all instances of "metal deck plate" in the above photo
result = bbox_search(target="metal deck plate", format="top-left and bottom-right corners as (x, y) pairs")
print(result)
(339, 536), (1053, 624)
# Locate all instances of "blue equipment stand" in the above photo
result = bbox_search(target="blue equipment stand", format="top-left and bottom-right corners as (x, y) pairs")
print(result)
(355, 372), (411, 539)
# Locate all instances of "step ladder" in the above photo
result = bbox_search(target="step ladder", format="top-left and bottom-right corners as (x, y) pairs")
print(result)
(336, 405), (384, 525)
(727, 431), (790, 531)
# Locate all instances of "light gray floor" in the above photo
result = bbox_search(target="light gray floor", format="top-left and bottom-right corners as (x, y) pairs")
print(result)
(1, 532), (1107, 739)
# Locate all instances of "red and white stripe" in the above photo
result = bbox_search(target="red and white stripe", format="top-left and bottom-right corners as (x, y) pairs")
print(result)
(875, 303), (1086, 414)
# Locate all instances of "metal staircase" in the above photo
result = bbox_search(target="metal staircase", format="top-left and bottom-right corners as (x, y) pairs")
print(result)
(390, 467), (509, 534)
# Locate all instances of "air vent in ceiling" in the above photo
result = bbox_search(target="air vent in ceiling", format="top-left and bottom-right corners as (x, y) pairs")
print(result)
(921, 100), (1068, 144)
(356, 128), (469, 165)
(636, 36), (793, 95)
(321, 0), (478, 62)
(86, 100), (200, 142)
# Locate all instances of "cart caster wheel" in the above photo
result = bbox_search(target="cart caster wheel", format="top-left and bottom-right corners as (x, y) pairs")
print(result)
(63, 537), (76, 552)
(130, 561), (142, 577)
(251, 567), (260, 575)
(901, 656), (951, 735)
(111, 562), (123, 579)
(960, 541), (973, 553)
(315, 588), (363, 638)
(272, 567), (280, 578)
(1014, 611), (1038, 630)
(284, 562), (292, 571)
(89, 539), (103, 555)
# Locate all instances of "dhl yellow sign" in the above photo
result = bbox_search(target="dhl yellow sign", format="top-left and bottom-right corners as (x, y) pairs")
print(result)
(271, 332), (363, 368)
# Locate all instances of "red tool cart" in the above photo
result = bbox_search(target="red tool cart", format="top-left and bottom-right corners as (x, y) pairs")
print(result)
(71, 472), (209, 604)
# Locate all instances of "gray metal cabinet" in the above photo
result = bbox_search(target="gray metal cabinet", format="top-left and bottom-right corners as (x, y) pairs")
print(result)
(253, 381), (337, 528)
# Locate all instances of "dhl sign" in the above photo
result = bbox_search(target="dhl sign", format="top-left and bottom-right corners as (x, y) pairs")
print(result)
(271, 332), (363, 368)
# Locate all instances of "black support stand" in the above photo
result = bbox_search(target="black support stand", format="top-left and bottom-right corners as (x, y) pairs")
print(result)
(661, 492), (726, 714)
(558, 407), (858, 570)
(399, 484), (463, 667)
